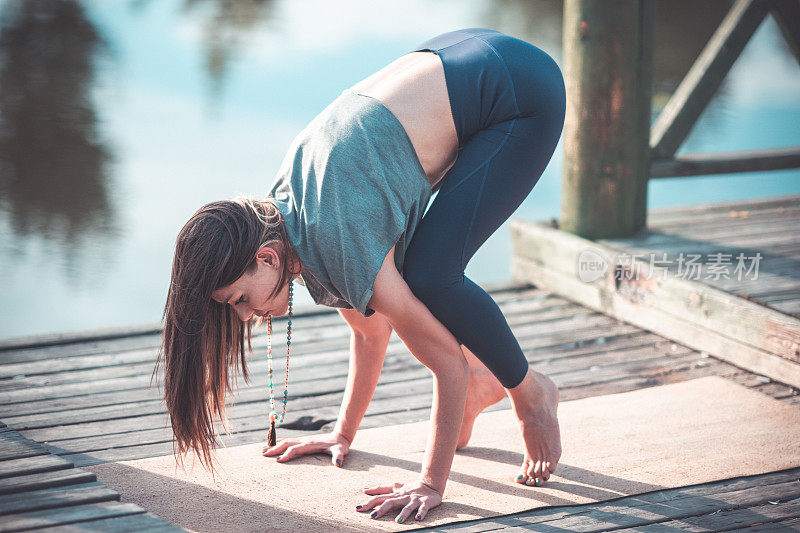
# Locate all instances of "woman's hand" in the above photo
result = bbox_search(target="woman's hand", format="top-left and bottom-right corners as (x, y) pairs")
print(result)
(355, 480), (442, 524)
(262, 431), (351, 467)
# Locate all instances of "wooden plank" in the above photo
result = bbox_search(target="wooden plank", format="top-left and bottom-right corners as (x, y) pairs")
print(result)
(0, 482), (118, 515)
(0, 291), (561, 380)
(499, 469), (800, 532)
(650, 0), (770, 159)
(10, 323), (657, 436)
(772, 300), (800, 317)
(23, 341), (695, 445)
(592, 499), (800, 531)
(0, 304), (607, 403)
(625, 214), (799, 242)
(0, 282), (537, 361)
(34, 348), (704, 456)
(648, 205), (800, 234)
(59, 362), (740, 468)
(650, 146), (800, 178)
(655, 200), (800, 223)
(0, 440), (49, 462)
(0, 454), (73, 479)
(0, 501), (146, 532)
(646, 195), (799, 219)
(741, 517), (800, 531)
(0, 468), (96, 496)
(12, 329), (659, 437)
(26, 511), (183, 532)
(0, 303), (600, 390)
(3, 327), (658, 429)
(598, 222), (798, 249)
(510, 218), (800, 386)
(513, 252), (800, 386)
(0, 284), (544, 369)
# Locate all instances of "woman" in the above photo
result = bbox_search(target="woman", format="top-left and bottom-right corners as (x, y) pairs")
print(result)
(159, 27), (565, 524)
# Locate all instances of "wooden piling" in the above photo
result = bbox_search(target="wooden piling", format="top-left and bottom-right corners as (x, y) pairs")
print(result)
(561, 0), (655, 238)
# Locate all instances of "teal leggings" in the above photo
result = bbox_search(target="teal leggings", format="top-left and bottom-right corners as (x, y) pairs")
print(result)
(401, 28), (566, 389)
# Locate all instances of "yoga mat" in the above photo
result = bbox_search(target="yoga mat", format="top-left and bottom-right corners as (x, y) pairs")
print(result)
(87, 376), (800, 532)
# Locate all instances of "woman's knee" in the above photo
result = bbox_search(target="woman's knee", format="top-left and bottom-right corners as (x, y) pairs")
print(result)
(402, 259), (459, 304)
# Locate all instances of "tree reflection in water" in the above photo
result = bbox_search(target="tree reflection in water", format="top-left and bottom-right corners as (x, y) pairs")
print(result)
(0, 0), (117, 273)
(181, 0), (277, 98)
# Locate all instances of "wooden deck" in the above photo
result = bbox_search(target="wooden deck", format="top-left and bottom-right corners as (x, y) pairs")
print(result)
(597, 194), (800, 318)
(0, 421), (181, 531)
(511, 194), (800, 390)
(1, 197), (800, 531)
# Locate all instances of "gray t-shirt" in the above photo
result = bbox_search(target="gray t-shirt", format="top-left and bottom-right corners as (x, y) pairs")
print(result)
(266, 90), (432, 317)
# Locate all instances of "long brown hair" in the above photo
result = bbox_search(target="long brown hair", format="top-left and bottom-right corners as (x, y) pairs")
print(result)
(152, 195), (301, 475)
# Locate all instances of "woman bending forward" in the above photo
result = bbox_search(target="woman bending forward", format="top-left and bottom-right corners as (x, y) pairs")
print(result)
(159, 27), (566, 524)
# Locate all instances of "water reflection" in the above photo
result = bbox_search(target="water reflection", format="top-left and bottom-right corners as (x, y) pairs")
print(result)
(0, 0), (797, 340)
(181, 0), (277, 98)
(0, 0), (117, 270)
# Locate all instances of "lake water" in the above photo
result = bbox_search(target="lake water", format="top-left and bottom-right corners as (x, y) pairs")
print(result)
(1, 0), (798, 340)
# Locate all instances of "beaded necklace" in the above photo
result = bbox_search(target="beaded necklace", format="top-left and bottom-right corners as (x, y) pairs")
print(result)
(266, 277), (293, 447)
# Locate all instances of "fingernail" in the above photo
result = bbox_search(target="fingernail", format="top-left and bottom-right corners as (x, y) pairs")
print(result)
(336, 459), (341, 466)
(396, 517), (403, 523)
(370, 511), (377, 518)
(355, 505), (362, 510)
(416, 515), (422, 520)
(515, 474), (523, 480)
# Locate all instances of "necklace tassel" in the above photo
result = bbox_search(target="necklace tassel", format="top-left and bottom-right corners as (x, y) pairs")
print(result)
(268, 418), (277, 447)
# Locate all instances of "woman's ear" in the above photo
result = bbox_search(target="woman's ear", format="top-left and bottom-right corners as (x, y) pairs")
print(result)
(257, 244), (280, 268)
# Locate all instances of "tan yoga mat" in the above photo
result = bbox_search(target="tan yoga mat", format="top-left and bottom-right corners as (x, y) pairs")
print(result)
(87, 376), (800, 532)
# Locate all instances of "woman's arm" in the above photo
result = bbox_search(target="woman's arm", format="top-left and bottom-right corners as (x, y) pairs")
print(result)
(333, 308), (392, 444)
(366, 246), (469, 496)
(264, 310), (390, 466)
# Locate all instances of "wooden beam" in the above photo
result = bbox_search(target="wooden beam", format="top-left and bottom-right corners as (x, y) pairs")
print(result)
(509, 218), (800, 388)
(649, 146), (800, 178)
(561, 0), (655, 239)
(770, 0), (800, 64)
(650, 0), (770, 159)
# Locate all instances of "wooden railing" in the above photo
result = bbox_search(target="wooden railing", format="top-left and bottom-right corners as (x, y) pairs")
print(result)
(650, 0), (800, 178)
(560, 0), (800, 239)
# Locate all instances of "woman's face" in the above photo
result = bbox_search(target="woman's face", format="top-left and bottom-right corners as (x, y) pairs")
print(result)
(211, 246), (292, 321)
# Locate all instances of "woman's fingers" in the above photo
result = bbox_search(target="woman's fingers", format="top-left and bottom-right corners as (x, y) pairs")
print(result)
(330, 444), (346, 467)
(264, 436), (349, 466)
(275, 443), (315, 462)
(356, 493), (391, 512)
(394, 497), (422, 523)
(262, 439), (293, 456)
(363, 483), (399, 495)
(415, 499), (432, 520)
(370, 495), (411, 519)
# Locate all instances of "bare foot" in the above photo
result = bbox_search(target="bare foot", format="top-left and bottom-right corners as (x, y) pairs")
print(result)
(457, 346), (507, 449)
(507, 369), (561, 487)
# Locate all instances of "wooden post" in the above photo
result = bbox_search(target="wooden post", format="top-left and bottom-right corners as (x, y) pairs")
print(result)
(561, 0), (655, 239)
